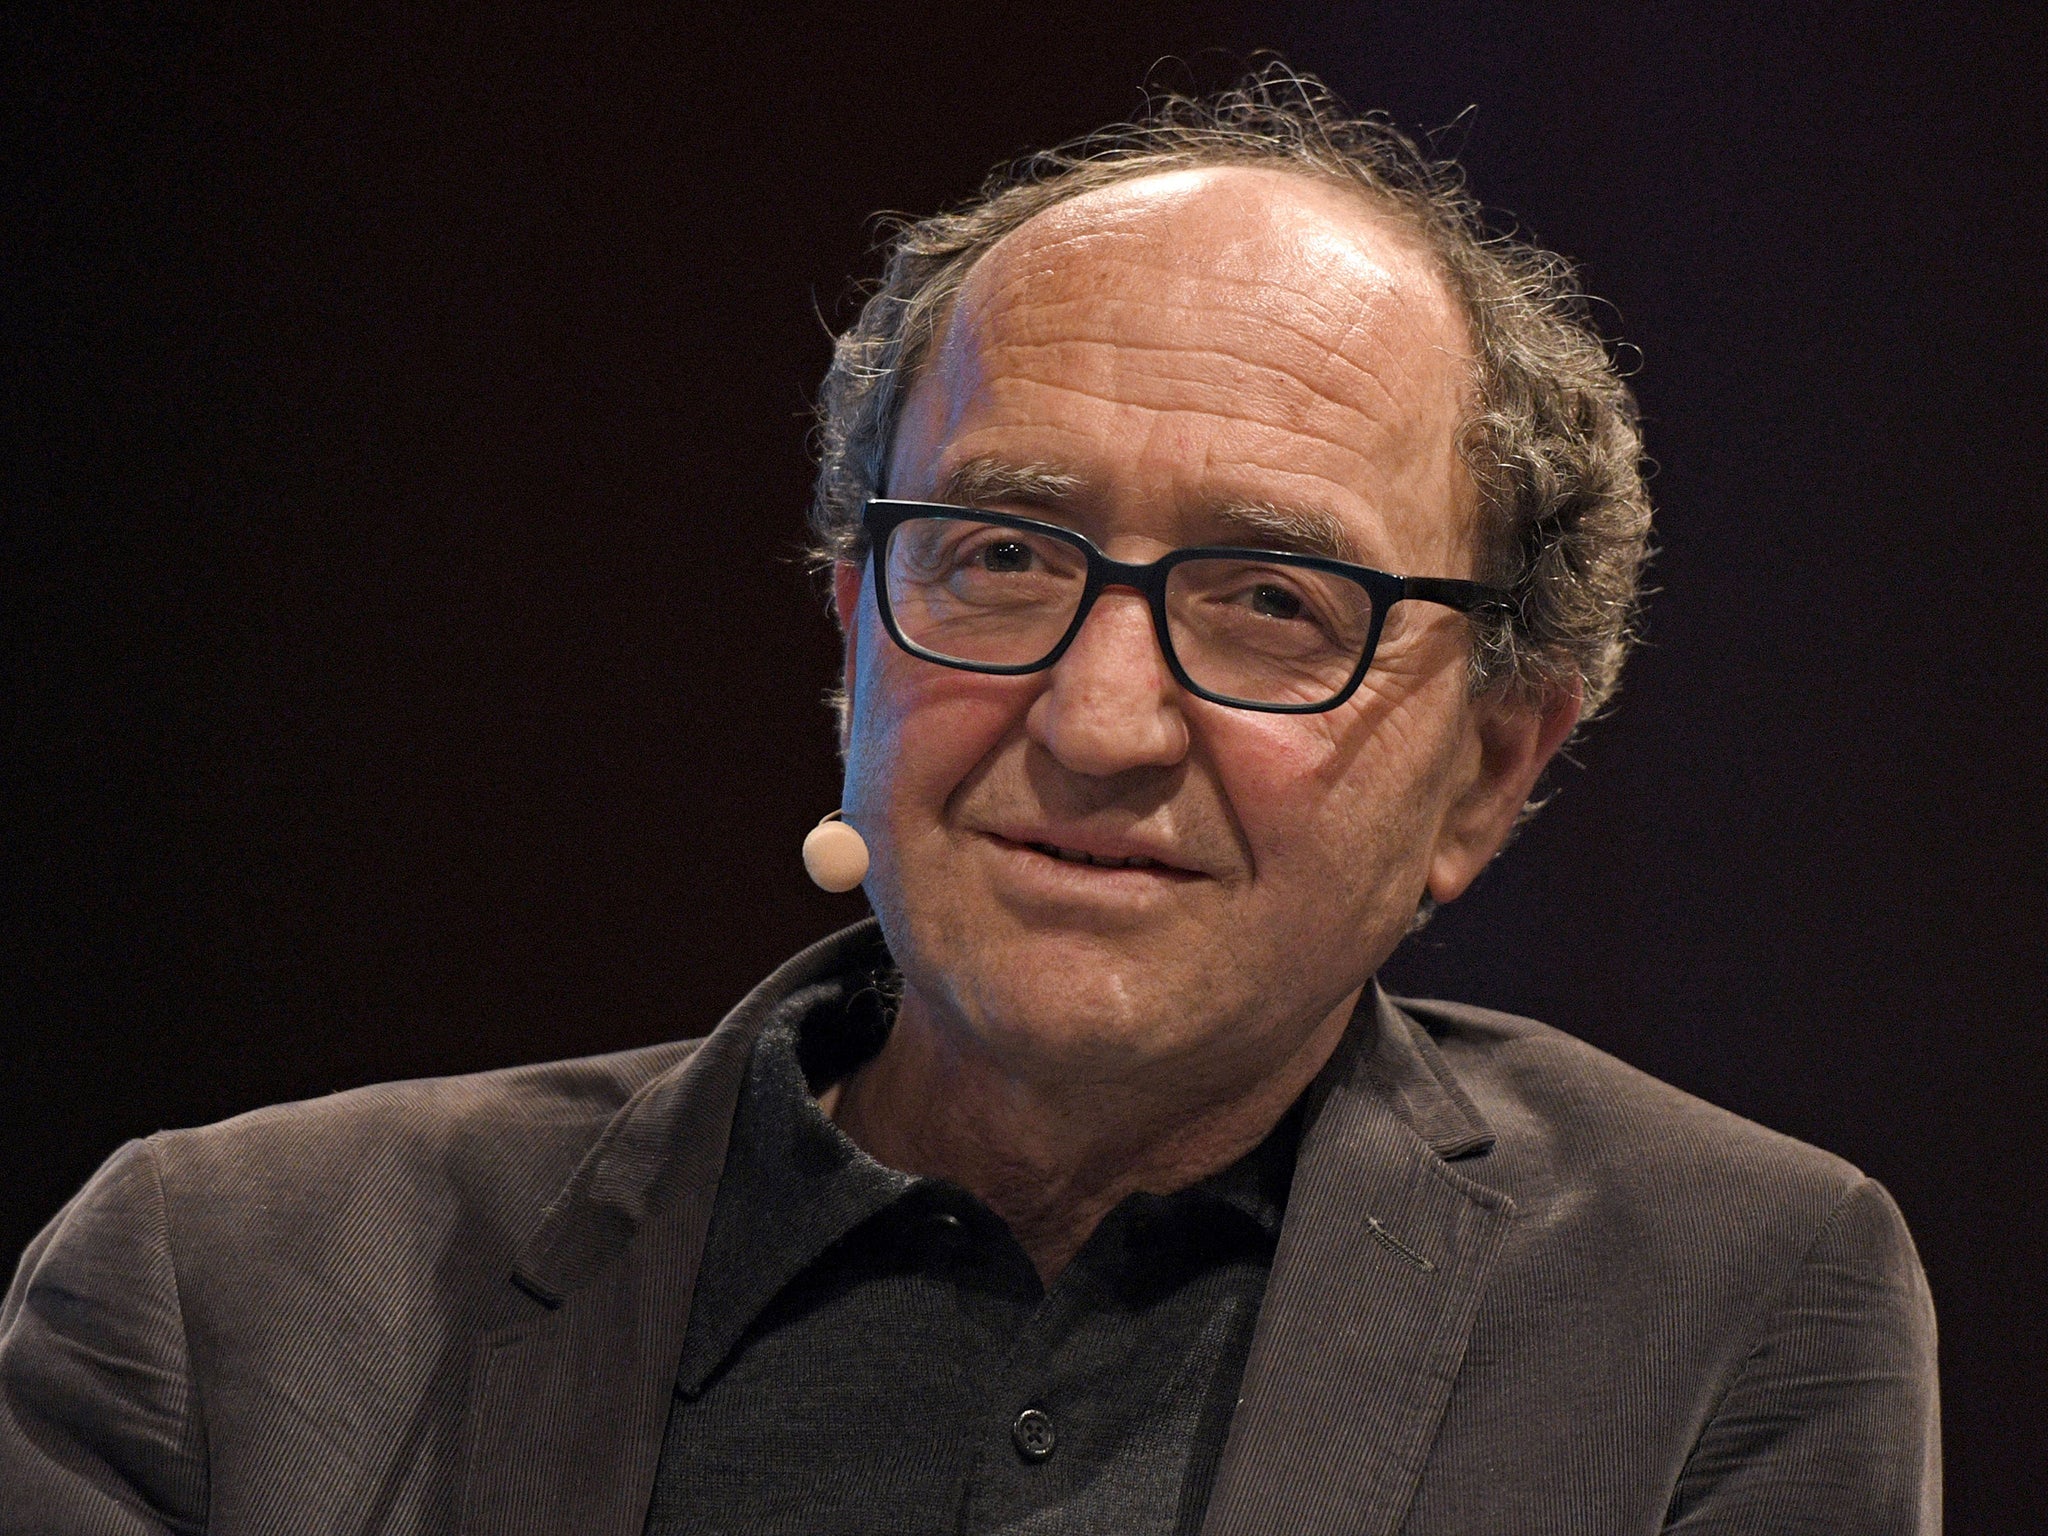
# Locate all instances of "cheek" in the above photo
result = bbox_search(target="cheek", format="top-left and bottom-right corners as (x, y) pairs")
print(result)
(1212, 689), (1459, 895)
(844, 642), (1031, 838)
(1204, 712), (1346, 870)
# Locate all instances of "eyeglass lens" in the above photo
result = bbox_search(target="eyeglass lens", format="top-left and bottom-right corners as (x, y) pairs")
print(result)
(881, 516), (1378, 708)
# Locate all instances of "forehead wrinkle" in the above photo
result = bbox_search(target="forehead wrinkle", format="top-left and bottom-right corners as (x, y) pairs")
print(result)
(937, 220), (1471, 478)
(935, 389), (1462, 566)
(955, 273), (1467, 461)
(950, 386), (1453, 539)
(966, 184), (1463, 356)
(970, 336), (1440, 484)
(965, 269), (1451, 397)
(992, 334), (1360, 413)
(954, 200), (1458, 357)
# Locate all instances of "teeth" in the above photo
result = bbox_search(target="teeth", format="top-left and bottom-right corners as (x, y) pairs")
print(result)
(1031, 842), (1160, 869)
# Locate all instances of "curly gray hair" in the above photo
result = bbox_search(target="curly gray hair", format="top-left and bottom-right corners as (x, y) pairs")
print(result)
(809, 66), (1652, 724)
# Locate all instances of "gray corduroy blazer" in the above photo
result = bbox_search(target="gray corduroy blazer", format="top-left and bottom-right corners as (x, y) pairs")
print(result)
(1, 921), (1939, 1534)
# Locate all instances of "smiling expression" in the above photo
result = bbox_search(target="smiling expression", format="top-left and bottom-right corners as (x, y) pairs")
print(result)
(835, 167), (1527, 1095)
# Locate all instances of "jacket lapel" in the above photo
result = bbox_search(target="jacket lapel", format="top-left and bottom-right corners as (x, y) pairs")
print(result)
(458, 922), (886, 1536)
(1201, 987), (1513, 1536)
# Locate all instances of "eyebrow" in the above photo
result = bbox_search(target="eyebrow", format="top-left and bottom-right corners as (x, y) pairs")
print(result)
(1203, 501), (1363, 564)
(933, 457), (1364, 566)
(936, 458), (1085, 508)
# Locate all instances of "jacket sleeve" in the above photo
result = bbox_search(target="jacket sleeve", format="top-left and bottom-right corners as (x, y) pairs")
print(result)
(0, 1140), (207, 1535)
(1664, 1176), (1941, 1534)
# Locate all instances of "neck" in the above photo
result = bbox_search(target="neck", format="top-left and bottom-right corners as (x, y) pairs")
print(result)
(822, 985), (1359, 1284)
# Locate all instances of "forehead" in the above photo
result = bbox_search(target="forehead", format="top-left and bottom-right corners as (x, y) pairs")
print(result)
(895, 166), (1479, 570)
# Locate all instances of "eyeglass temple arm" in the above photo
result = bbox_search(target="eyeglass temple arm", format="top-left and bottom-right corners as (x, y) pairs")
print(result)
(1399, 575), (1514, 615)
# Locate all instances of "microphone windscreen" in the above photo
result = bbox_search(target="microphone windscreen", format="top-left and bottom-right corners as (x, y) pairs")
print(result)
(803, 819), (870, 893)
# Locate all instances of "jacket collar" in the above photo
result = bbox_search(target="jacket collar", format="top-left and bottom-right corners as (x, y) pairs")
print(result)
(466, 923), (897, 1536)
(1354, 982), (1496, 1160)
(510, 920), (892, 1306)
(1198, 985), (1512, 1536)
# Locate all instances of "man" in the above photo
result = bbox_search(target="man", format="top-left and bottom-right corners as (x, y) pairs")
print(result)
(2, 74), (1937, 1534)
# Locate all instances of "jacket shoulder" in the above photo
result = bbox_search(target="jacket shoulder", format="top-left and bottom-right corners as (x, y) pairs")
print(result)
(1, 1040), (712, 1528)
(157, 1037), (699, 1184)
(1392, 995), (1871, 1226)
(146, 1039), (707, 1329)
(1385, 997), (1938, 1533)
(160, 1037), (700, 1148)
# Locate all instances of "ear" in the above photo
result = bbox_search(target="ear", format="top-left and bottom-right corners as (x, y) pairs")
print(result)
(1426, 675), (1583, 905)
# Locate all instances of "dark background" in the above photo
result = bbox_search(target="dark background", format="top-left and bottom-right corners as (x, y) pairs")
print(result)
(7, 2), (2042, 1526)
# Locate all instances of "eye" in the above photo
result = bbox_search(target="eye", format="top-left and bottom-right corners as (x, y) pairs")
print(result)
(1245, 582), (1305, 622)
(977, 539), (1036, 574)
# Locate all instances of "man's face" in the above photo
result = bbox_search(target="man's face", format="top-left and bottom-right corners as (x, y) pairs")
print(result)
(837, 167), (1555, 1096)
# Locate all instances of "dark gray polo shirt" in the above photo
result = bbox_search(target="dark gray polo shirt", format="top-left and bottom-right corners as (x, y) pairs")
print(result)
(642, 967), (1300, 1536)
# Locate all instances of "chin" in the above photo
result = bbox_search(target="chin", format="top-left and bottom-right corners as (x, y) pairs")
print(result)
(913, 919), (1232, 1072)
(963, 987), (1201, 1080)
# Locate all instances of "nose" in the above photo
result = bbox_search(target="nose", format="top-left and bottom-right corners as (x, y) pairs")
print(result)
(1026, 587), (1189, 775)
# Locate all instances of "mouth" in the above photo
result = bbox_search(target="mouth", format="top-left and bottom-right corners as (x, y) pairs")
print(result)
(1026, 841), (1169, 870)
(983, 831), (1206, 881)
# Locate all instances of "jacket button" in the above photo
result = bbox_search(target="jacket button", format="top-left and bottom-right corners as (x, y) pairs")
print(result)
(1012, 1407), (1057, 1462)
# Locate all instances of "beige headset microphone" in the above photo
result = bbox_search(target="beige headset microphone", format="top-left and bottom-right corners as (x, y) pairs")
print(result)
(802, 810), (870, 893)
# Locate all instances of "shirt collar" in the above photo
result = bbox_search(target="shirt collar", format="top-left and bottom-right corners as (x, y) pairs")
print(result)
(672, 953), (1304, 1397)
(672, 961), (911, 1399)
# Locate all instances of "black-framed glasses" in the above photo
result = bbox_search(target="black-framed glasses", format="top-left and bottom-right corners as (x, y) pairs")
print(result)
(862, 499), (1511, 715)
